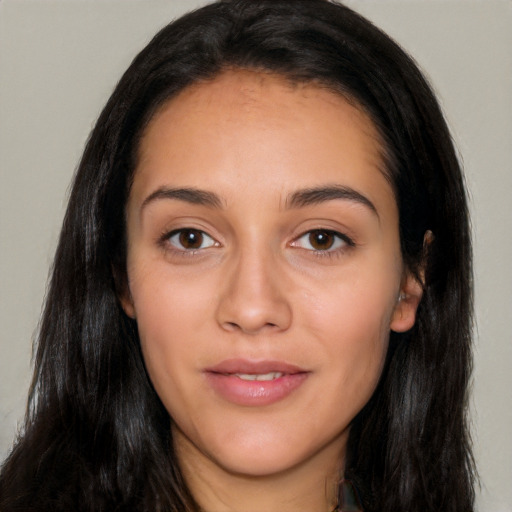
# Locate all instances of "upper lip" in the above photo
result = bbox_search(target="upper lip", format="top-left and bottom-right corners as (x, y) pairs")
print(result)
(205, 358), (307, 375)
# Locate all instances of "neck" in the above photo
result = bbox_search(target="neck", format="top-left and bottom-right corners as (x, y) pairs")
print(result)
(174, 428), (346, 512)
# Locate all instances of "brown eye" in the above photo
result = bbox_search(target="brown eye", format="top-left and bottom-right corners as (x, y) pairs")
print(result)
(292, 229), (352, 252)
(179, 229), (203, 249)
(308, 230), (336, 250)
(167, 229), (216, 250)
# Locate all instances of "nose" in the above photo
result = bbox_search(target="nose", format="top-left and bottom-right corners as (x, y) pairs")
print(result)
(215, 247), (292, 335)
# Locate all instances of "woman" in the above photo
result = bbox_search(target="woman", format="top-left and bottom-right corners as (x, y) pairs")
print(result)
(0, 0), (475, 510)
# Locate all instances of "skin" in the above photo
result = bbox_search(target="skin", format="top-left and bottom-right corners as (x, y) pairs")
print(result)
(121, 70), (422, 512)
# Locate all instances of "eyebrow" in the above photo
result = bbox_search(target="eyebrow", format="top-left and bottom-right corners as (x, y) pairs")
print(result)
(141, 184), (378, 217)
(286, 185), (378, 216)
(141, 187), (224, 210)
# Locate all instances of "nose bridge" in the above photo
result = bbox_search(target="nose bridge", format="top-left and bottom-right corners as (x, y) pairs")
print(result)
(216, 239), (292, 334)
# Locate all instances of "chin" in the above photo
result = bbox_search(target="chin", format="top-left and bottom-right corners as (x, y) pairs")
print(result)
(198, 422), (347, 479)
(212, 447), (311, 478)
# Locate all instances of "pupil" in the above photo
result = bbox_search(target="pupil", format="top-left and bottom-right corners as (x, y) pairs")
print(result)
(309, 230), (334, 250)
(179, 229), (202, 249)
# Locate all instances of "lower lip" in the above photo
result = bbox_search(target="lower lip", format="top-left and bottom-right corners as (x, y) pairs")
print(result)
(205, 372), (309, 406)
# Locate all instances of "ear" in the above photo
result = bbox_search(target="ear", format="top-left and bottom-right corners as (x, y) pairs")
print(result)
(112, 265), (136, 319)
(390, 271), (423, 333)
(119, 289), (136, 319)
(390, 231), (432, 333)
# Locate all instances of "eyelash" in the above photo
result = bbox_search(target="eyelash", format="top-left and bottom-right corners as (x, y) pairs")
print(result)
(159, 228), (355, 258)
(291, 229), (355, 258)
(160, 228), (218, 255)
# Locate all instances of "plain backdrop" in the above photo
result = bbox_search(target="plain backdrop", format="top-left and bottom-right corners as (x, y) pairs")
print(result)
(1, 1), (511, 510)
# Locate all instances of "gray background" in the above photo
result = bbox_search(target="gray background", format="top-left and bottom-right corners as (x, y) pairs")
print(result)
(1, 1), (511, 510)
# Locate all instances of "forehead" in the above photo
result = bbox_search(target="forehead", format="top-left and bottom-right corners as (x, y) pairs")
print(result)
(140, 69), (383, 151)
(133, 69), (393, 211)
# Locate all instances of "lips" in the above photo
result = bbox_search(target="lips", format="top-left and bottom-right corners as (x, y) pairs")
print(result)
(231, 371), (284, 381)
(204, 359), (309, 406)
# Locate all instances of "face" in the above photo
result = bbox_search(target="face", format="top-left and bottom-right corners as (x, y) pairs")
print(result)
(122, 71), (421, 481)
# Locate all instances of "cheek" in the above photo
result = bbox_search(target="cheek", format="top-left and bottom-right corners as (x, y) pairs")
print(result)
(127, 264), (215, 401)
(299, 267), (397, 397)
(129, 257), (214, 335)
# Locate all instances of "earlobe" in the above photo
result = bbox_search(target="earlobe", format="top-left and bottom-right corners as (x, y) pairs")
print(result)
(112, 265), (136, 319)
(390, 273), (423, 333)
(119, 291), (136, 319)
(391, 231), (432, 333)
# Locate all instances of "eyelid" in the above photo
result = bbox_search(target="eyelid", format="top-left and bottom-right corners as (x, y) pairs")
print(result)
(164, 228), (219, 251)
(158, 225), (354, 257)
(290, 229), (355, 252)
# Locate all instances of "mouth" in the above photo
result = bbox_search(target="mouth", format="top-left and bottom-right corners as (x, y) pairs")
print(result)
(204, 359), (309, 406)
(206, 358), (306, 375)
(229, 372), (285, 381)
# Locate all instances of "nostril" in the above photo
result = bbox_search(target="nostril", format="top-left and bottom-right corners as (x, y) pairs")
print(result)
(222, 320), (281, 334)
(216, 281), (293, 334)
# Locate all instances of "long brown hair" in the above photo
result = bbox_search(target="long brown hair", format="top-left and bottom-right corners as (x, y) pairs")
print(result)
(0, 1), (474, 510)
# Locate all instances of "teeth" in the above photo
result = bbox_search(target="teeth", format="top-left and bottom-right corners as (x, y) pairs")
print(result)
(234, 372), (284, 381)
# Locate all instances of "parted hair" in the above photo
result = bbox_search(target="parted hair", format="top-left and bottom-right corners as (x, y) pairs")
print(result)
(0, 1), (474, 511)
